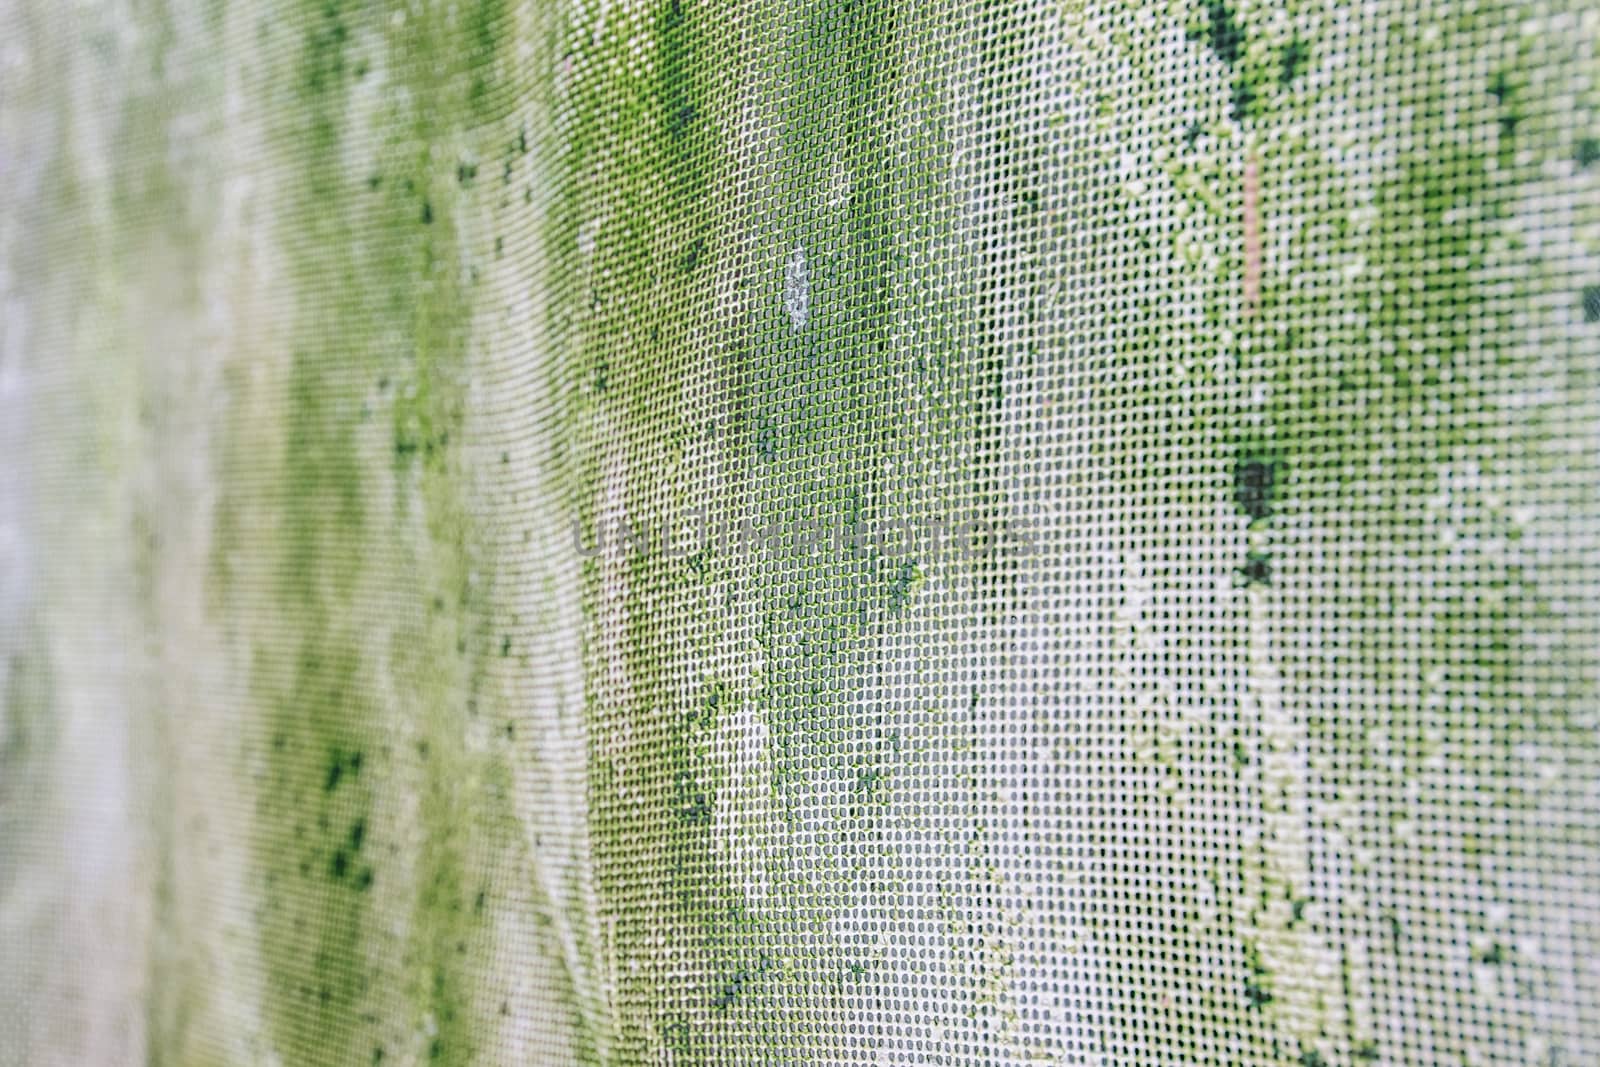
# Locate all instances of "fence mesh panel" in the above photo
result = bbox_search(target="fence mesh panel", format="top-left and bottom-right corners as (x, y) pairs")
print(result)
(1, 0), (1597, 1064)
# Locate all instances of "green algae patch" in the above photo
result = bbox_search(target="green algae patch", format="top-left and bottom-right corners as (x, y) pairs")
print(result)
(549, 0), (1047, 1059)
(208, 3), (520, 1064)
(551, 1), (761, 1058)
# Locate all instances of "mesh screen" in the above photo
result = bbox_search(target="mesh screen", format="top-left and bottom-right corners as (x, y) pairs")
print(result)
(2, 0), (1598, 1064)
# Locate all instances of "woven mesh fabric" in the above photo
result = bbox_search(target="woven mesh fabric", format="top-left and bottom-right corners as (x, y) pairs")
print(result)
(1, 0), (1598, 1064)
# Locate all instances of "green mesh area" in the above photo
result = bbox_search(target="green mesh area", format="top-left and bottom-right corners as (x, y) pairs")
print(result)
(1, 0), (1598, 1064)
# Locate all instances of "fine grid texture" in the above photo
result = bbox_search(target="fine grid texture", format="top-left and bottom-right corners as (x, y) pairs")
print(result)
(0, 0), (1597, 1065)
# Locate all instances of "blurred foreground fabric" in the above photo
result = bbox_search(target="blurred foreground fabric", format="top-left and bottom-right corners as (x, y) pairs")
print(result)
(1, 0), (1598, 1064)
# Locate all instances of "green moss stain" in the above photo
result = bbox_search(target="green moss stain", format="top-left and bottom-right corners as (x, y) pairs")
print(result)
(553, 1), (763, 1058)
(756, 0), (908, 798)
(552, 0), (1045, 1056)
(210, 3), (519, 1063)
(1063, 0), (1595, 1062)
